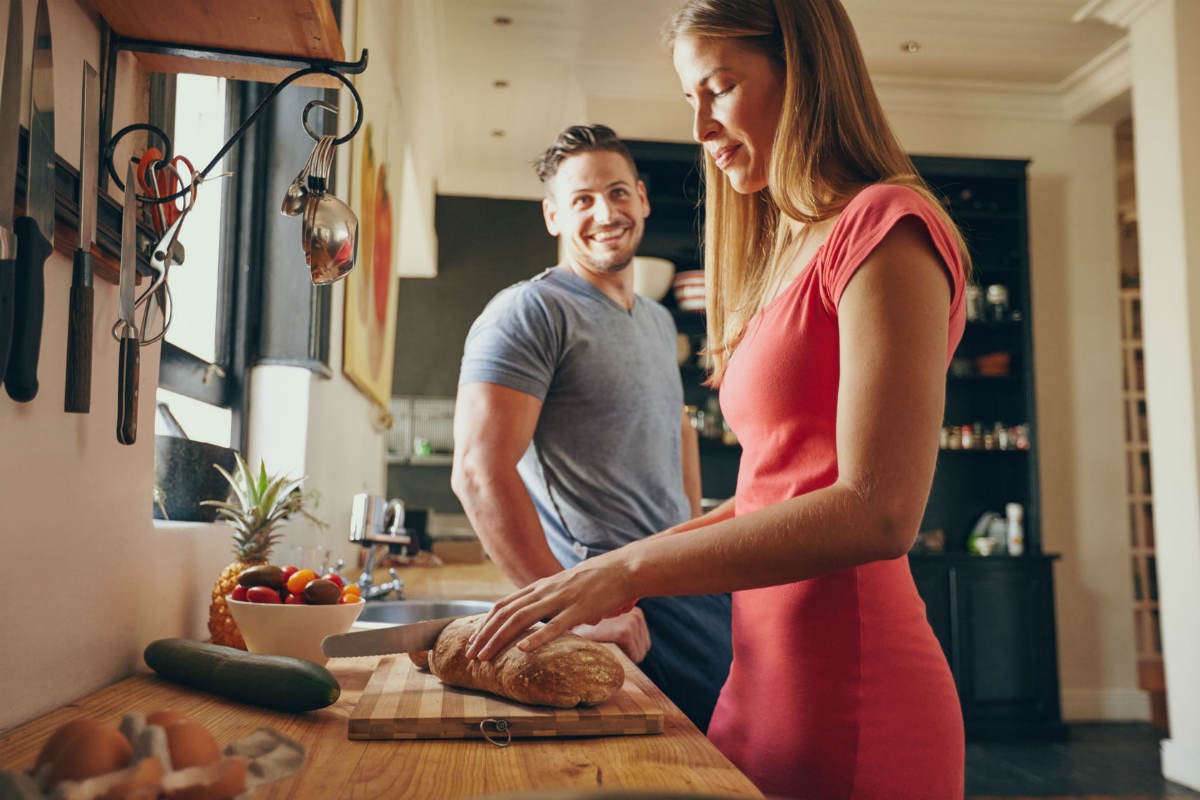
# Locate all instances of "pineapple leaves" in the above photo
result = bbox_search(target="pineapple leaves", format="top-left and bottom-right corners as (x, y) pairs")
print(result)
(200, 455), (326, 549)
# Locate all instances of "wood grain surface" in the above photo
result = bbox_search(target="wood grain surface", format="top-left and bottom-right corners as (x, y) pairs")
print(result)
(0, 656), (760, 799)
(350, 652), (663, 741)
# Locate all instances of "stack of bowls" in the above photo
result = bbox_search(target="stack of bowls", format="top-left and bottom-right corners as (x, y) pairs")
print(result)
(673, 270), (706, 312)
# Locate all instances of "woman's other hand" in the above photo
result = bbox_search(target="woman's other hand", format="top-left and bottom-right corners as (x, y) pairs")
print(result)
(572, 606), (651, 663)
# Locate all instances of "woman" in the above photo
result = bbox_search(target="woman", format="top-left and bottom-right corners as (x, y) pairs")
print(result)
(467, 1), (969, 796)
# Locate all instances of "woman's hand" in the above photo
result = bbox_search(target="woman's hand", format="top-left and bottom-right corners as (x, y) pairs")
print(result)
(466, 550), (638, 661)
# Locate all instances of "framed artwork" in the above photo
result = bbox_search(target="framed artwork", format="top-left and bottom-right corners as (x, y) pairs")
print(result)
(343, 1), (402, 410)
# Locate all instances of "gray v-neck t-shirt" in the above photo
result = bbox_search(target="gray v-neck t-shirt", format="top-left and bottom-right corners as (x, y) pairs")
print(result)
(459, 267), (690, 565)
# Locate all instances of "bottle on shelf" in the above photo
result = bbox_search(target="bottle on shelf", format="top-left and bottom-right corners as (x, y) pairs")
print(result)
(1006, 502), (1025, 556)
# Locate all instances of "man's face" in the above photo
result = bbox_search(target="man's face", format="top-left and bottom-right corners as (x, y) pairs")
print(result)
(543, 150), (651, 276)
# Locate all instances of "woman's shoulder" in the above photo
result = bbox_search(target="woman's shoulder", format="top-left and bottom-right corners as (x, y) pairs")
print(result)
(841, 182), (940, 221)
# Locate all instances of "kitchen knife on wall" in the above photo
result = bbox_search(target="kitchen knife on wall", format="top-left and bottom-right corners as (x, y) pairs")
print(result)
(65, 62), (98, 413)
(0, 0), (23, 385)
(116, 162), (138, 445)
(321, 615), (466, 658)
(5, 0), (55, 402)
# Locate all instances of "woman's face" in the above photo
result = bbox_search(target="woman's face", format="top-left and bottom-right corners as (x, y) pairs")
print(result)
(673, 33), (786, 194)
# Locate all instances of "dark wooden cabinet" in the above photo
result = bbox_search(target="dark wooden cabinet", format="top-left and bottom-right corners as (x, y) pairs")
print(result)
(626, 143), (1063, 739)
(912, 554), (1065, 740)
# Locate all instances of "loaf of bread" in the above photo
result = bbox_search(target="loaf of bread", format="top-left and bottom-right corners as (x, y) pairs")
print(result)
(412, 614), (624, 708)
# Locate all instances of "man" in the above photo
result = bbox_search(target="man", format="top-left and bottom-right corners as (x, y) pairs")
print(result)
(452, 124), (732, 731)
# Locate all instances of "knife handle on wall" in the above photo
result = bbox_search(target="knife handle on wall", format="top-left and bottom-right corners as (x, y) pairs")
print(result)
(64, 249), (93, 413)
(117, 328), (139, 444)
(0, 256), (13, 383)
(5, 216), (51, 402)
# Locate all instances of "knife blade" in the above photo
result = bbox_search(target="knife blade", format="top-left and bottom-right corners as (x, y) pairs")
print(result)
(0, 0), (23, 386)
(321, 615), (464, 658)
(116, 162), (138, 445)
(65, 61), (98, 413)
(5, 0), (54, 402)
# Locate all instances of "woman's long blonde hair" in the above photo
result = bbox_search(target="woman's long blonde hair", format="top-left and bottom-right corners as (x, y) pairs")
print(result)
(664, 0), (970, 385)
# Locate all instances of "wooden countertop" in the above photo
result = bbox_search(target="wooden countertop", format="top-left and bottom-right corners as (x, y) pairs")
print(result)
(0, 561), (762, 799)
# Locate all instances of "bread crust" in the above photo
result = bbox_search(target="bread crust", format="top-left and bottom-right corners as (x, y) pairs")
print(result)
(422, 614), (624, 708)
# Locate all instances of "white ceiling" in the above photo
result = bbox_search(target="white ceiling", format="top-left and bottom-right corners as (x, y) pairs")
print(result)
(425, 0), (1126, 197)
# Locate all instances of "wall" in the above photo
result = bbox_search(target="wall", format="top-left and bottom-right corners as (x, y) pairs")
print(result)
(0, 0), (403, 732)
(392, 196), (554, 397)
(0, 0), (235, 730)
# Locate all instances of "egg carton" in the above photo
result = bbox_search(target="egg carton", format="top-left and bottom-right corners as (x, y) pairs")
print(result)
(0, 713), (304, 800)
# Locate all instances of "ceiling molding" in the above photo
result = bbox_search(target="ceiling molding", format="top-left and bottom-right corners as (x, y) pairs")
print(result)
(873, 74), (1063, 121)
(1060, 37), (1132, 122)
(1073, 0), (1159, 28)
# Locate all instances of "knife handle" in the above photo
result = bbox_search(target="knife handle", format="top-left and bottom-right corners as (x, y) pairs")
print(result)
(0, 256), (13, 384)
(65, 249), (94, 413)
(117, 329), (139, 445)
(5, 216), (51, 402)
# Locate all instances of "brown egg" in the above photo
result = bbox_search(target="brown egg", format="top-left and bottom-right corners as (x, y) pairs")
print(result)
(35, 717), (107, 770)
(164, 756), (248, 800)
(163, 721), (221, 770)
(145, 709), (190, 728)
(46, 723), (133, 787)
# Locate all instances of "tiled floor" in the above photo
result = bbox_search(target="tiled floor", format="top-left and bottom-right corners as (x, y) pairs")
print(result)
(966, 723), (1200, 798)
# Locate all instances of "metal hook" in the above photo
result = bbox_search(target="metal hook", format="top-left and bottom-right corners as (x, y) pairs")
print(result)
(303, 100), (339, 141)
(479, 718), (511, 748)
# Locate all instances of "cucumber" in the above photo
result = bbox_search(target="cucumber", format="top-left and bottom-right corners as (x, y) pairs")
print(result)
(144, 638), (341, 712)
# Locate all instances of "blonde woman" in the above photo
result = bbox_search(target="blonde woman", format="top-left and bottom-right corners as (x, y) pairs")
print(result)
(467, 1), (970, 795)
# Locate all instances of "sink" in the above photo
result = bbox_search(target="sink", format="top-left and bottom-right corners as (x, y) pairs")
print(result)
(356, 599), (494, 625)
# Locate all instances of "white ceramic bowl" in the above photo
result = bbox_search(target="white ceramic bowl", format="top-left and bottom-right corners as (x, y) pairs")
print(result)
(227, 596), (364, 665)
(632, 256), (676, 301)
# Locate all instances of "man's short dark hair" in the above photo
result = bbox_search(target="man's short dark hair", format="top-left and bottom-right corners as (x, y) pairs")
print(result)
(533, 124), (640, 188)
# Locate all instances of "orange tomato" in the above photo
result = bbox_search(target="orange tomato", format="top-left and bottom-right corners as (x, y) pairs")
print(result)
(286, 569), (317, 595)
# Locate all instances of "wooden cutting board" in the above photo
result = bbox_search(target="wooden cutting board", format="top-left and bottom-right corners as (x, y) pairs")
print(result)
(348, 650), (664, 741)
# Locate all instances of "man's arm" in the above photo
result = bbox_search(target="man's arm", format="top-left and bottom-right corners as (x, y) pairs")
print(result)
(680, 407), (703, 519)
(451, 382), (563, 586)
(451, 380), (654, 663)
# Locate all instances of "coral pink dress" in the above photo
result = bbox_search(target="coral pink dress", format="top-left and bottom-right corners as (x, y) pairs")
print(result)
(707, 184), (967, 799)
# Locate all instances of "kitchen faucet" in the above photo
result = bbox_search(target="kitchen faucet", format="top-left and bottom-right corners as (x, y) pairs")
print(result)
(348, 493), (415, 601)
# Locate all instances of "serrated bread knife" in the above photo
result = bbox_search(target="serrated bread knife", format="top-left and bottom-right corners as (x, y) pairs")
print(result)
(321, 615), (466, 658)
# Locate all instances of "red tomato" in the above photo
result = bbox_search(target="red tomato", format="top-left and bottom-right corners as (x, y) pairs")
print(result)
(231, 585), (248, 602)
(246, 586), (282, 604)
(280, 565), (300, 584)
(284, 593), (307, 605)
(321, 572), (344, 589)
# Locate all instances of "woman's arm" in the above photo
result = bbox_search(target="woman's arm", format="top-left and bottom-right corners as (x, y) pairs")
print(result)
(468, 218), (952, 658)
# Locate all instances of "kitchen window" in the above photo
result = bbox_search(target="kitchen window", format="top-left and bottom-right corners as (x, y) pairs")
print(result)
(153, 74), (243, 448)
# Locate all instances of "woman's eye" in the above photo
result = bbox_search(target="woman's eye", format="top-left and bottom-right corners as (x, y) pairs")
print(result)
(714, 85), (734, 97)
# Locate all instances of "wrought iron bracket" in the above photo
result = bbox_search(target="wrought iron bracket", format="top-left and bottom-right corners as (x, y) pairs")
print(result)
(98, 24), (367, 206)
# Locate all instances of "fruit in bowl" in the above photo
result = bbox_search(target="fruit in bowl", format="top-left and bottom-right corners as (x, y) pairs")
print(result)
(200, 455), (327, 650)
(225, 563), (364, 665)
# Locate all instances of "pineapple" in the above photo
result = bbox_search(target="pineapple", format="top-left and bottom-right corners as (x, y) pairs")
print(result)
(202, 454), (319, 648)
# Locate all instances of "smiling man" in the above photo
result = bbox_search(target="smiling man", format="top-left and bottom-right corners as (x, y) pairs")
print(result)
(451, 124), (732, 732)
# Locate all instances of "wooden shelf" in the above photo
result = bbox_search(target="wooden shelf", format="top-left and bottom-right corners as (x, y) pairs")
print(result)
(90, 0), (346, 87)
